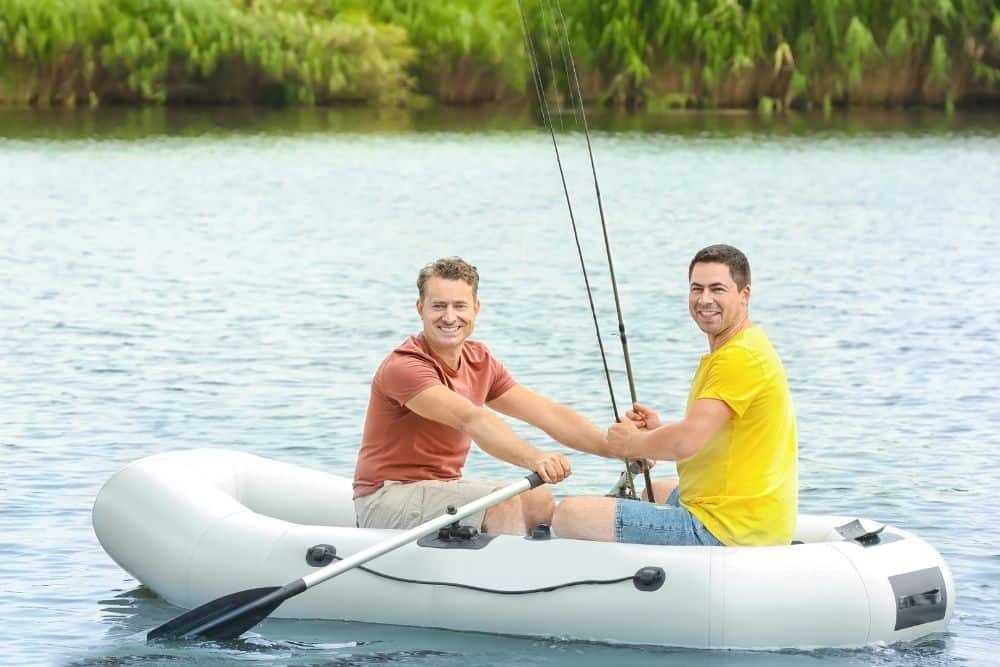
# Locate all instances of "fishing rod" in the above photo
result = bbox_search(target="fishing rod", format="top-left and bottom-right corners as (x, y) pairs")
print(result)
(516, 0), (655, 502)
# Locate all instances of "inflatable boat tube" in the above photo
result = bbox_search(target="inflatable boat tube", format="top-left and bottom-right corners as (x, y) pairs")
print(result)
(92, 449), (953, 649)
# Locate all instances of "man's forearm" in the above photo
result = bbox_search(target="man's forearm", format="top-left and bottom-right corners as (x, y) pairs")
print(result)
(462, 409), (543, 469)
(536, 404), (608, 457)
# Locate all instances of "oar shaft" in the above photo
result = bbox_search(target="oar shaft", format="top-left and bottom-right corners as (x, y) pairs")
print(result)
(148, 472), (545, 642)
(303, 474), (541, 589)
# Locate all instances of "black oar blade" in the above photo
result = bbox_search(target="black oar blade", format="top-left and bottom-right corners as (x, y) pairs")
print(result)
(147, 585), (286, 642)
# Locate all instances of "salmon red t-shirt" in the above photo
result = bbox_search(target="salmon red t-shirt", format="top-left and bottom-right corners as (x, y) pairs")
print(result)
(353, 334), (517, 498)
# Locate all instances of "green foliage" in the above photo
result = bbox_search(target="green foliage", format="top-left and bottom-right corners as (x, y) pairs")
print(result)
(843, 17), (880, 85)
(758, 95), (778, 113)
(0, 0), (415, 106)
(885, 18), (912, 59)
(929, 34), (951, 83)
(518, 0), (998, 108)
(0, 0), (997, 108)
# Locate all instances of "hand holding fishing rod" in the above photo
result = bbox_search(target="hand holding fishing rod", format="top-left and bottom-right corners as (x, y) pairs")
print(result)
(627, 403), (662, 431)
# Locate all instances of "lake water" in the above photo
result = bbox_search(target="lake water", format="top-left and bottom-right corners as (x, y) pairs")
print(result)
(2, 107), (998, 666)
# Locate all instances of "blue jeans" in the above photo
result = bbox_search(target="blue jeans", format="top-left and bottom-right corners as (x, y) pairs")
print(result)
(615, 488), (723, 546)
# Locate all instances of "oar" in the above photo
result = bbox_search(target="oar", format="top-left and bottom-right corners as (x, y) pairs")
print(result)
(147, 472), (544, 642)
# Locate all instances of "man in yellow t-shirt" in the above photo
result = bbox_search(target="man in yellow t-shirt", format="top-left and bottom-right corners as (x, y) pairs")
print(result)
(552, 244), (797, 546)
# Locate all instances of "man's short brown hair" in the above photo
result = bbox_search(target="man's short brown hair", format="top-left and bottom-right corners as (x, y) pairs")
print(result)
(689, 244), (751, 290)
(417, 257), (480, 300)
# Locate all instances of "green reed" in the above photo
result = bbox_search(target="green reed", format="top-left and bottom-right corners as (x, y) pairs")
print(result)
(0, 0), (415, 106)
(553, 0), (1000, 109)
(1, 0), (997, 108)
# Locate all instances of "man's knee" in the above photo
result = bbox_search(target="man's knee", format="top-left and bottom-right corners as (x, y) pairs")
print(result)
(521, 487), (555, 520)
(552, 497), (616, 541)
(551, 497), (587, 537)
(483, 495), (525, 534)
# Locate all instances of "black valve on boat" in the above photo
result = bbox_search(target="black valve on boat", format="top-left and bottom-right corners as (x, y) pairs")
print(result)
(305, 543), (337, 567)
(530, 524), (551, 540)
(633, 566), (666, 592)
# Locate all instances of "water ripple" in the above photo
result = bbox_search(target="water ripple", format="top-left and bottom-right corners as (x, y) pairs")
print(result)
(2, 111), (998, 667)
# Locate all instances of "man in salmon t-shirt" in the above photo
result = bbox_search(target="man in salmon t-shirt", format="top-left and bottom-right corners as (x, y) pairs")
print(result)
(354, 257), (610, 536)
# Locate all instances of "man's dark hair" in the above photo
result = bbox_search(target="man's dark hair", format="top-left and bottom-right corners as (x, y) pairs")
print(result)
(688, 244), (751, 290)
(417, 257), (480, 300)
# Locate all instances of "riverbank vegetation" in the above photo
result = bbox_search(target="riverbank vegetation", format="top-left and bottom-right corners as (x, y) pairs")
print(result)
(1, 0), (998, 110)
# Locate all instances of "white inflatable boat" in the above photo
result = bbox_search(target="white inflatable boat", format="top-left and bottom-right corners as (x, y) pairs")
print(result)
(93, 449), (952, 649)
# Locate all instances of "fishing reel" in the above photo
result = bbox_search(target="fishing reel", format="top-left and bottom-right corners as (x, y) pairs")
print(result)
(606, 460), (653, 500)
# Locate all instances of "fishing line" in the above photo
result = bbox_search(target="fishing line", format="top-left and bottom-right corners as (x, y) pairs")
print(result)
(551, 0), (656, 502)
(518, 0), (655, 501)
(541, 0), (581, 129)
(515, 0), (622, 430)
(535, 1), (566, 130)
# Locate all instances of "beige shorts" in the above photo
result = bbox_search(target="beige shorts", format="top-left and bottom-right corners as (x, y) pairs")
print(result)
(355, 478), (504, 531)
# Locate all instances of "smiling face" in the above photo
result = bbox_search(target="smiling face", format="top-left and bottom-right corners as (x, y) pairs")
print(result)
(416, 276), (480, 359)
(688, 261), (750, 349)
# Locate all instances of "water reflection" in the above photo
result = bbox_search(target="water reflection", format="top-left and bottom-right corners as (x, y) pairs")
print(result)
(3, 106), (996, 667)
(1, 106), (998, 142)
(76, 586), (959, 667)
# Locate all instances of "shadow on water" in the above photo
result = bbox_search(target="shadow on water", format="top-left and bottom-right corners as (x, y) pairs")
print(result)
(61, 586), (960, 667)
(1, 106), (998, 142)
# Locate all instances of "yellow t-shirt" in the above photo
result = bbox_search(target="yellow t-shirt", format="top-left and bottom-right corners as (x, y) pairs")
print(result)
(677, 326), (797, 546)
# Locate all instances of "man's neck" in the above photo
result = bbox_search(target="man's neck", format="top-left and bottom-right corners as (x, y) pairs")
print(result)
(425, 339), (463, 370)
(708, 317), (752, 352)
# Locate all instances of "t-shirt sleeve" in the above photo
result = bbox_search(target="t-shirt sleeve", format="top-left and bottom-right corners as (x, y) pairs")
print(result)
(377, 353), (444, 407)
(695, 346), (763, 418)
(486, 356), (518, 402)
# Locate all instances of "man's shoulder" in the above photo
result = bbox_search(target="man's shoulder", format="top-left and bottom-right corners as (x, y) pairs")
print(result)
(381, 335), (432, 363)
(712, 328), (778, 372)
(713, 336), (760, 365)
(461, 338), (495, 361)
(372, 338), (445, 402)
(376, 337), (436, 377)
(392, 334), (425, 355)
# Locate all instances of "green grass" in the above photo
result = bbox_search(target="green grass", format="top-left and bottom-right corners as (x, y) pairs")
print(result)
(1, 0), (997, 108)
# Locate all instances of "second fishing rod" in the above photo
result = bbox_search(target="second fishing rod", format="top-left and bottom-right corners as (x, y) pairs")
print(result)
(516, 0), (655, 503)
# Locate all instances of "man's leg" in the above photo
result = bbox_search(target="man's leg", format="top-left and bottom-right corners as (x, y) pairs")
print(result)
(520, 486), (555, 531)
(482, 486), (556, 535)
(482, 495), (525, 535)
(550, 496), (617, 541)
(357, 479), (509, 531)
(554, 491), (723, 546)
(642, 478), (678, 503)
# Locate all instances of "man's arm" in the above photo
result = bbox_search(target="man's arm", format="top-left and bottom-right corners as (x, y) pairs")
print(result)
(405, 385), (571, 483)
(487, 385), (609, 457)
(608, 398), (732, 461)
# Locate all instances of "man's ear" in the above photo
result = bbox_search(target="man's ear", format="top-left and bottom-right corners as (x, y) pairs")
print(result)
(742, 285), (751, 306)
